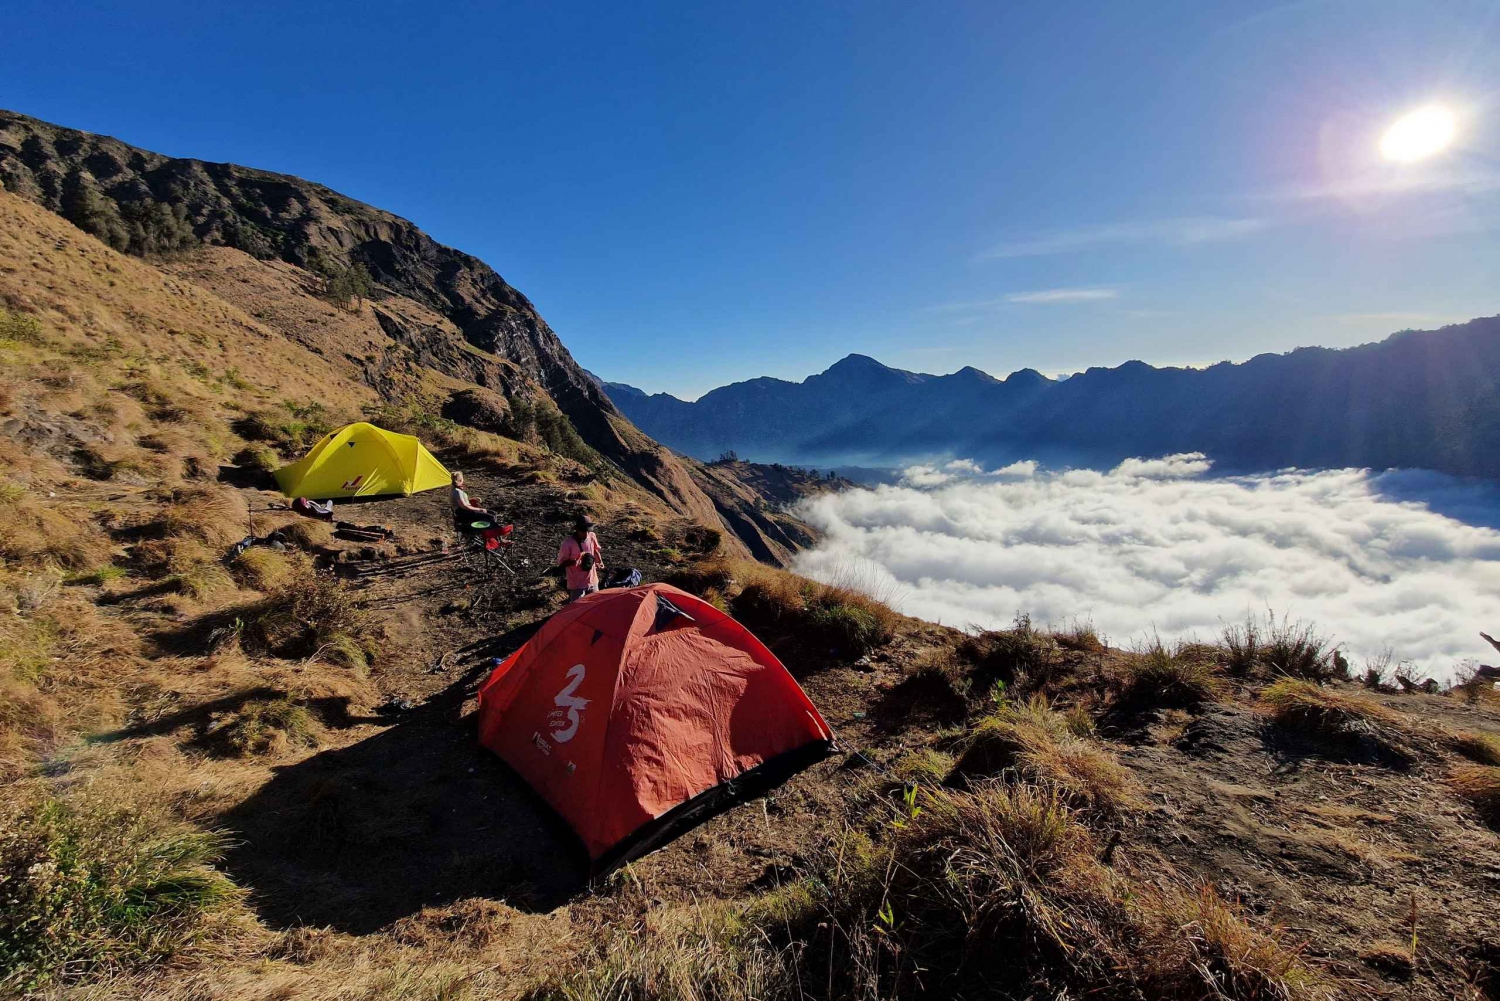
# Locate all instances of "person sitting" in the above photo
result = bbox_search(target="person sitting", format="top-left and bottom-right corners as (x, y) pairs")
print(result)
(557, 514), (605, 602)
(451, 471), (497, 529)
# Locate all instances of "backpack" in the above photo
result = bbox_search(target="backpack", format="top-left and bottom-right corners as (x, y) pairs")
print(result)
(604, 566), (642, 589)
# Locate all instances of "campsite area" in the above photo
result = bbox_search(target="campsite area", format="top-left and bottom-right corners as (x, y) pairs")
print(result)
(1, 137), (1498, 1001)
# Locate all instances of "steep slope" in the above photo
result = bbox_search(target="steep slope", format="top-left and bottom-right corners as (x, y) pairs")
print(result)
(606, 321), (1500, 478)
(0, 107), (817, 556)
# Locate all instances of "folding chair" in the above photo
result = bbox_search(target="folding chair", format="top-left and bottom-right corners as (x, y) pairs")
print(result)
(460, 522), (516, 578)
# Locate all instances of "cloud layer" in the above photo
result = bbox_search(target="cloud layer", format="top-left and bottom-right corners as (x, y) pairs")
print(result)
(793, 456), (1500, 679)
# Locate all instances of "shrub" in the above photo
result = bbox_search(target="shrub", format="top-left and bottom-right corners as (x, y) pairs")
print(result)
(950, 696), (1140, 818)
(202, 695), (318, 757)
(1259, 679), (1417, 764)
(1117, 638), (1224, 710)
(1448, 765), (1500, 826)
(0, 794), (239, 992)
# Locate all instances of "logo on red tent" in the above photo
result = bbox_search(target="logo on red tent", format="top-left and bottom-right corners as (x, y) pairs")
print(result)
(549, 663), (589, 743)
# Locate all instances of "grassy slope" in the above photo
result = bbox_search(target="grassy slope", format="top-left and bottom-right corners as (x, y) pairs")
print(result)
(3, 190), (1500, 1000)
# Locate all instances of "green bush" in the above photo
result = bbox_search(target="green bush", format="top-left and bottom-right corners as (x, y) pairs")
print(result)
(0, 796), (238, 991)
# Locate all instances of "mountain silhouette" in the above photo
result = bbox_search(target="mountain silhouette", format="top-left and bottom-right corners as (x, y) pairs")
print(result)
(604, 319), (1500, 478)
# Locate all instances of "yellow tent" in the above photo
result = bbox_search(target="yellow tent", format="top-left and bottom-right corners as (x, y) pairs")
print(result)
(274, 422), (451, 500)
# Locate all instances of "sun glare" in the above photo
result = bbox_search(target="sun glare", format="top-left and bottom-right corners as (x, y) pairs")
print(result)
(1379, 104), (1458, 163)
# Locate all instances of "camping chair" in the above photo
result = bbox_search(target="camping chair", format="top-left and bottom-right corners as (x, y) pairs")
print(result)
(458, 521), (517, 578)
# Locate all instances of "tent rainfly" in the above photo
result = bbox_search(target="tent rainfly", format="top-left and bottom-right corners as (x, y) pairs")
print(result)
(273, 422), (451, 500)
(477, 584), (835, 873)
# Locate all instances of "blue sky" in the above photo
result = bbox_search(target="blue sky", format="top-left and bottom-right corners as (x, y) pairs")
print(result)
(5, 1), (1500, 398)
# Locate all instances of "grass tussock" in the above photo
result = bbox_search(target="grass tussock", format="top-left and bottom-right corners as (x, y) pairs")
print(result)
(1116, 636), (1225, 710)
(1140, 883), (1340, 1000)
(239, 561), (372, 665)
(278, 517), (335, 550)
(229, 546), (298, 592)
(0, 489), (114, 570)
(669, 557), (898, 665)
(1448, 765), (1500, 827)
(957, 613), (1064, 690)
(1259, 679), (1417, 764)
(201, 694), (319, 757)
(1450, 730), (1500, 766)
(1221, 611), (1340, 681)
(0, 792), (240, 993)
(949, 696), (1140, 818)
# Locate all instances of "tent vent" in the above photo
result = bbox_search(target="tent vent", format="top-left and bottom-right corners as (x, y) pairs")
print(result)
(653, 594), (695, 632)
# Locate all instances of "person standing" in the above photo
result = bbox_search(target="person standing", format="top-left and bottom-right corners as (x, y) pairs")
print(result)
(558, 514), (605, 601)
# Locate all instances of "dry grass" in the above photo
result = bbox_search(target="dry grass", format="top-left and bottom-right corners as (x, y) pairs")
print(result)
(237, 561), (371, 664)
(1221, 612), (1339, 681)
(229, 547), (300, 593)
(1448, 765), (1500, 827)
(1259, 679), (1418, 764)
(278, 517), (335, 550)
(777, 780), (1338, 1000)
(524, 897), (792, 1001)
(950, 696), (1141, 818)
(0, 489), (114, 569)
(1116, 637), (1226, 709)
(1140, 883), (1343, 1000)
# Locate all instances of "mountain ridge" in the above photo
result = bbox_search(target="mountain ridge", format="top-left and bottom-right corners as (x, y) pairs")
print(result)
(0, 107), (829, 563)
(604, 319), (1500, 478)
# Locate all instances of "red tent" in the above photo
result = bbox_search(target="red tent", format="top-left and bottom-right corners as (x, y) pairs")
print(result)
(477, 584), (835, 872)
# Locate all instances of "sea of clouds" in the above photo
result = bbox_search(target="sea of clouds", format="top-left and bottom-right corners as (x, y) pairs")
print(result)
(792, 454), (1500, 679)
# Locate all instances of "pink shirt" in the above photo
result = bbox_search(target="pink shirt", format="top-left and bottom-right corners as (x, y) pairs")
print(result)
(558, 532), (602, 590)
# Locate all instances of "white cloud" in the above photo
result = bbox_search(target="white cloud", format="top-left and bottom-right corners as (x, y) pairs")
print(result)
(979, 217), (1269, 259)
(1006, 287), (1119, 304)
(793, 459), (1500, 678)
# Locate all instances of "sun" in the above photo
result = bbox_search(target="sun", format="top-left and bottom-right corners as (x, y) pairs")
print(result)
(1379, 104), (1458, 163)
